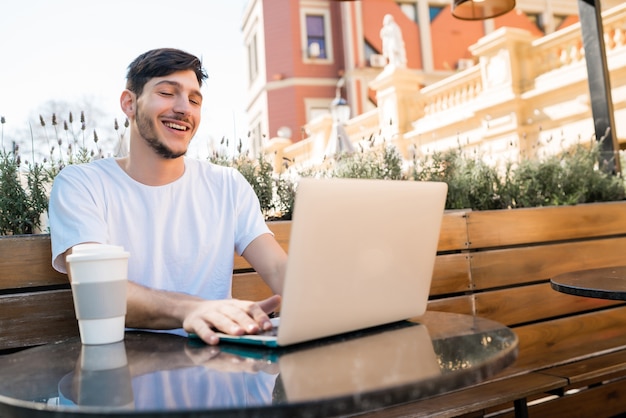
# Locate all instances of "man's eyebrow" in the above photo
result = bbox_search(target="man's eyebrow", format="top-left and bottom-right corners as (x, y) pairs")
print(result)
(154, 80), (203, 99)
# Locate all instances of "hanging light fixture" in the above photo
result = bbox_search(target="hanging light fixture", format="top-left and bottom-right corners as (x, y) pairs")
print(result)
(452, 0), (516, 20)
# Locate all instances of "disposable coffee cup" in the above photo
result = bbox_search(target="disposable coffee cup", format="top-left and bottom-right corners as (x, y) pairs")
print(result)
(66, 244), (130, 345)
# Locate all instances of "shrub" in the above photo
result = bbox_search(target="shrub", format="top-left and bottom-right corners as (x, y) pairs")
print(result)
(210, 145), (297, 220)
(1, 112), (625, 235)
(411, 148), (502, 210)
(330, 143), (404, 180)
(0, 151), (49, 234)
(504, 142), (624, 208)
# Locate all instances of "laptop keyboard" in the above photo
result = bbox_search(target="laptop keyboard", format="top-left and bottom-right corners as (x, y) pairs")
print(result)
(257, 326), (278, 337)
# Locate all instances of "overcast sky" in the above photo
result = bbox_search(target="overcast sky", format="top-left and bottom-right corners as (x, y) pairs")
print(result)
(0, 0), (250, 158)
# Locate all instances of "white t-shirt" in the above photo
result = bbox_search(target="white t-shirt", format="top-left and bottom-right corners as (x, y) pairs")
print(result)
(49, 157), (270, 302)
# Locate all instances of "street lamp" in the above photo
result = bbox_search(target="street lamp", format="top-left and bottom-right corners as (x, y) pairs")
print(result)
(325, 79), (355, 157)
(331, 94), (350, 126)
(452, 0), (516, 20)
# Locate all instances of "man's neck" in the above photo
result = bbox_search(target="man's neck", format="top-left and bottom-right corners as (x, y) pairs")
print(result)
(116, 151), (185, 186)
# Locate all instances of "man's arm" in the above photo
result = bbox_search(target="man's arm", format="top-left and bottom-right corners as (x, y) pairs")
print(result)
(180, 232), (287, 342)
(241, 233), (288, 295)
(61, 246), (282, 346)
(125, 281), (281, 345)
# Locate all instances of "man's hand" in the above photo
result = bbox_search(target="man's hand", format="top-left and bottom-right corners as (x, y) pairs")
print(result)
(182, 294), (282, 345)
(124, 280), (281, 346)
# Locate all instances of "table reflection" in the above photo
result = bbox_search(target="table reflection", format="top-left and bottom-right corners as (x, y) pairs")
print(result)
(273, 323), (440, 402)
(0, 311), (518, 417)
(58, 342), (134, 409)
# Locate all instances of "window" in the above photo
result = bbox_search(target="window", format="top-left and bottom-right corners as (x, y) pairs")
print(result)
(301, 5), (333, 63)
(247, 33), (259, 84)
(306, 15), (326, 59)
(309, 106), (330, 122)
(428, 6), (444, 22)
(399, 2), (417, 23)
(530, 14), (568, 34)
(398, 1), (442, 23)
(528, 13), (545, 33)
(364, 40), (385, 67)
(305, 98), (333, 123)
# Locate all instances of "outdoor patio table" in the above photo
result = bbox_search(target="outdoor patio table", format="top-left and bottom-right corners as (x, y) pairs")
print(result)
(551, 266), (626, 301)
(0, 311), (518, 418)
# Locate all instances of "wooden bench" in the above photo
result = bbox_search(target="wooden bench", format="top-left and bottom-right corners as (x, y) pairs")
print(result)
(3, 201), (626, 417)
(0, 235), (77, 353)
(234, 203), (626, 417)
(353, 201), (626, 417)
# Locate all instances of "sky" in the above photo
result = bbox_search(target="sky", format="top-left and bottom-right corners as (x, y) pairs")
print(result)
(0, 0), (250, 158)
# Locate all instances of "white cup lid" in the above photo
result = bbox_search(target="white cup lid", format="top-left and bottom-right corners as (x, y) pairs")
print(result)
(72, 243), (125, 254)
(67, 244), (129, 262)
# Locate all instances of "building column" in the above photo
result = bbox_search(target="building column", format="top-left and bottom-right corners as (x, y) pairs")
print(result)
(369, 67), (423, 156)
(417, 0), (434, 73)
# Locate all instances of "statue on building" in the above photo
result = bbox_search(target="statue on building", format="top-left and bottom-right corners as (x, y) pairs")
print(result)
(380, 14), (407, 68)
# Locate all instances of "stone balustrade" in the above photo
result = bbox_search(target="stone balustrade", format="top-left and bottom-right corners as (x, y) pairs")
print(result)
(266, 3), (626, 173)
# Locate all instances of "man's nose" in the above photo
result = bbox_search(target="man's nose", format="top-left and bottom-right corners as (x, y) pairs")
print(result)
(173, 96), (192, 115)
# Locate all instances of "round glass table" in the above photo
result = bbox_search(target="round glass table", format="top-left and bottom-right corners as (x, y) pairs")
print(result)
(551, 266), (626, 301)
(0, 311), (518, 417)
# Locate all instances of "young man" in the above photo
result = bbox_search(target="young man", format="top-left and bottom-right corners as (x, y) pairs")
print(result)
(49, 48), (287, 345)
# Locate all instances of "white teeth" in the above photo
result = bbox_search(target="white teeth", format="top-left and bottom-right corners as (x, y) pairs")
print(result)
(164, 122), (187, 131)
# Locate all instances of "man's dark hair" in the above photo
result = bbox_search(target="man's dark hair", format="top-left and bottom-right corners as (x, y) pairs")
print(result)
(126, 48), (208, 96)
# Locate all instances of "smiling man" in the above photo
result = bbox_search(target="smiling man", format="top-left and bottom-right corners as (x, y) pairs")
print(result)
(49, 48), (287, 345)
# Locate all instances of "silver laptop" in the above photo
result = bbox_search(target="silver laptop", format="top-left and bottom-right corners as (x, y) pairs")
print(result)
(217, 177), (448, 347)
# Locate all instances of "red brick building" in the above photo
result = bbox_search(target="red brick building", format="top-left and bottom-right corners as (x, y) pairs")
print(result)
(241, 0), (609, 154)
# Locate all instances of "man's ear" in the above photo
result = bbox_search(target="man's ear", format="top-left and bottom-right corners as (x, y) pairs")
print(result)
(120, 90), (136, 117)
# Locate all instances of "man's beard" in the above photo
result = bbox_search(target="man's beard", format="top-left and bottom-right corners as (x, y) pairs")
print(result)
(136, 107), (189, 159)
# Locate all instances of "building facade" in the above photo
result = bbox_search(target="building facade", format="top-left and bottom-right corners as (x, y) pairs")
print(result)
(241, 0), (621, 158)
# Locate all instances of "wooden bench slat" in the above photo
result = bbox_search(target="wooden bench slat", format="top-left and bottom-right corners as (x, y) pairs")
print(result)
(355, 372), (566, 418)
(525, 376), (626, 418)
(430, 253), (471, 295)
(474, 282), (624, 326)
(510, 306), (626, 372)
(466, 202), (626, 249)
(0, 235), (67, 290)
(234, 221), (293, 271)
(540, 349), (626, 386)
(231, 272), (274, 301)
(470, 237), (626, 290)
(437, 210), (469, 252)
(266, 221), (292, 251)
(0, 290), (78, 351)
